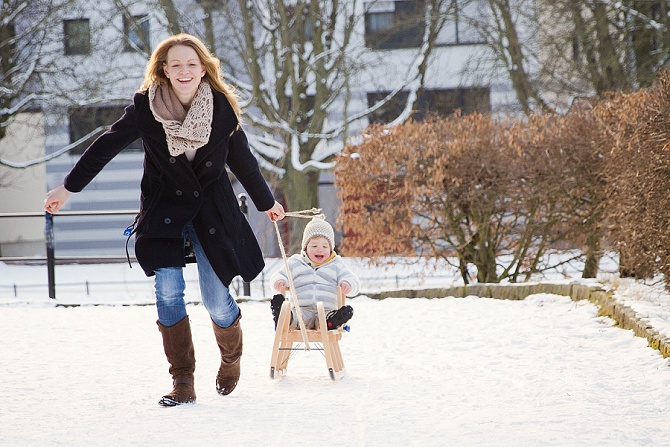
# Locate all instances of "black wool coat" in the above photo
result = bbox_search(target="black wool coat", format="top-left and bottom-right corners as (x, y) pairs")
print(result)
(64, 88), (276, 286)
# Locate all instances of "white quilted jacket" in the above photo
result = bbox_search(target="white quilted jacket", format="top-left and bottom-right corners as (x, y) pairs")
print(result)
(270, 252), (361, 310)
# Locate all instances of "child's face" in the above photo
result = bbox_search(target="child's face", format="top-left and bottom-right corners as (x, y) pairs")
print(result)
(305, 236), (331, 264)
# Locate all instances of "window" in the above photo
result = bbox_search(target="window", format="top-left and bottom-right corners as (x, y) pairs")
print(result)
(1, 21), (16, 70)
(304, 15), (314, 41)
(367, 11), (394, 33)
(69, 106), (142, 154)
(63, 19), (91, 55)
(367, 91), (410, 124)
(365, 1), (424, 50)
(123, 15), (150, 53)
(367, 87), (490, 124)
(440, 0), (486, 46)
(285, 4), (314, 42)
(424, 88), (490, 117)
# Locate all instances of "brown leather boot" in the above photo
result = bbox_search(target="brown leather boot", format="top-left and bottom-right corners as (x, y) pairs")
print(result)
(211, 311), (242, 395)
(157, 316), (196, 406)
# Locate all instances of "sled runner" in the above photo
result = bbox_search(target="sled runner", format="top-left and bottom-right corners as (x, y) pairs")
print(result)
(270, 286), (347, 381)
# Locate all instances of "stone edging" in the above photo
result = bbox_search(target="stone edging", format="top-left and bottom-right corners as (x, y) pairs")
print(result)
(364, 282), (670, 359)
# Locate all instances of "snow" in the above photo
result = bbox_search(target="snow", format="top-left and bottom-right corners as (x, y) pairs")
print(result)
(2, 260), (670, 446)
(609, 278), (670, 340)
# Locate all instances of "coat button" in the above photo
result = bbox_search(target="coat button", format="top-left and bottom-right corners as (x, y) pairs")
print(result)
(205, 161), (212, 167)
(169, 157), (176, 163)
(193, 191), (200, 198)
(175, 190), (182, 196)
(164, 218), (172, 224)
(209, 228), (216, 234)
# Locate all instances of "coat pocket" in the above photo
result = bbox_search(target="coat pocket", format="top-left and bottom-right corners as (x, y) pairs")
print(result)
(214, 181), (245, 236)
(137, 178), (165, 234)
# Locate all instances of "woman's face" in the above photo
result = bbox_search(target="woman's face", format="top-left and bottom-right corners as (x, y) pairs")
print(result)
(163, 44), (206, 106)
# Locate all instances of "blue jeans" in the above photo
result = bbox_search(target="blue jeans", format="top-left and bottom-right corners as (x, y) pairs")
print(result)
(154, 223), (240, 328)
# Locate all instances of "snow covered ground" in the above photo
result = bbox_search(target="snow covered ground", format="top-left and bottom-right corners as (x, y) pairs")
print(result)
(2, 260), (670, 446)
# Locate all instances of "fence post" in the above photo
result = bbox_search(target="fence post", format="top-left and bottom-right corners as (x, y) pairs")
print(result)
(238, 193), (251, 297)
(45, 212), (56, 299)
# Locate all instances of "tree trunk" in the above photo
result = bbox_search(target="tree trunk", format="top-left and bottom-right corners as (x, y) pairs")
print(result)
(476, 245), (498, 283)
(489, 0), (553, 115)
(630, 0), (655, 88)
(474, 226), (498, 283)
(283, 165), (320, 253)
(0, 17), (14, 140)
(157, 0), (181, 35)
(458, 257), (470, 285)
(200, 0), (216, 54)
(593, 2), (628, 93)
(582, 230), (601, 278)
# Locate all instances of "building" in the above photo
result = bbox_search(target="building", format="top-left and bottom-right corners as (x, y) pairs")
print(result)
(0, 112), (46, 257)
(11, 0), (520, 259)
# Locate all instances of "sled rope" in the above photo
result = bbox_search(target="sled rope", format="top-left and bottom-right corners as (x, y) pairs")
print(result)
(283, 208), (325, 220)
(273, 208), (324, 350)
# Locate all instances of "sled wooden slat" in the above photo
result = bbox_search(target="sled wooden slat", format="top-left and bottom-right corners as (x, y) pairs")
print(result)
(270, 288), (347, 381)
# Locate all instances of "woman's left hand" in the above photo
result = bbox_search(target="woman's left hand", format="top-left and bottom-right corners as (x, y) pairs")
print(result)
(265, 201), (285, 222)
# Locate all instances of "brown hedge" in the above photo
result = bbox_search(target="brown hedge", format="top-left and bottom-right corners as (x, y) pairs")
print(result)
(336, 71), (670, 284)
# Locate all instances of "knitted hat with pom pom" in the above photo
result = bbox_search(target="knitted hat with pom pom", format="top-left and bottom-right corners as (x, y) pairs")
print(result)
(301, 217), (335, 251)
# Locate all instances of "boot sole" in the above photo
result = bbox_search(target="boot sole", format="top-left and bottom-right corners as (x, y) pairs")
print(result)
(158, 397), (195, 407)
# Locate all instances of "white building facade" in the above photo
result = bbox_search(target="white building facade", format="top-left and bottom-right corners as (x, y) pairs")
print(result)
(28, 0), (520, 259)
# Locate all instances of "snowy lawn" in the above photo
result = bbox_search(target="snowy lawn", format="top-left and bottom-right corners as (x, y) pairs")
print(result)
(2, 291), (670, 446)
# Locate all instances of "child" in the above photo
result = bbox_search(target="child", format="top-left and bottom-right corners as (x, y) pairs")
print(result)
(270, 216), (360, 330)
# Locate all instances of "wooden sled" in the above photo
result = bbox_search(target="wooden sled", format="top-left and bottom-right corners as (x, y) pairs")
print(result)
(270, 287), (347, 381)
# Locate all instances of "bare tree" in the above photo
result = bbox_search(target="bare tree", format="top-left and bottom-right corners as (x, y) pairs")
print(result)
(1, 0), (160, 167)
(459, 0), (670, 114)
(190, 0), (454, 250)
(2, 0), (471, 251)
(486, 0), (553, 114)
(0, 0), (79, 141)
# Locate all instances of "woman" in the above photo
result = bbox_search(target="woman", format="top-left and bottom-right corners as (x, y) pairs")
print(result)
(44, 34), (285, 407)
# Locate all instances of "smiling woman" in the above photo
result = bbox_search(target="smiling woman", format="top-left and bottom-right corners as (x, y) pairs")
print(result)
(43, 33), (286, 408)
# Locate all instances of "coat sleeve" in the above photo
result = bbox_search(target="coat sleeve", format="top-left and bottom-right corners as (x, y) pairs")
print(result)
(270, 264), (289, 292)
(270, 255), (297, 292)
(335, 257), (361, 297)
(64, 103), (141, 193)
(226, 128), (276, 212)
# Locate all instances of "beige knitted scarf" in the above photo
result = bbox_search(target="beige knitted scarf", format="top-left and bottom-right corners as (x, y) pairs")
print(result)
(148, 81), (213, 160)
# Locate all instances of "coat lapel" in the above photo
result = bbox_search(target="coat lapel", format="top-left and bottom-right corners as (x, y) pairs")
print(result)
(192, 90), (239, 165)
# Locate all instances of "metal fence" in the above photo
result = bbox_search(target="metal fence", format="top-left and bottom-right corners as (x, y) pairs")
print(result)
(1, 209), (140, 299)
(0, 261), (455, 301)
(0, 195), (254, 299)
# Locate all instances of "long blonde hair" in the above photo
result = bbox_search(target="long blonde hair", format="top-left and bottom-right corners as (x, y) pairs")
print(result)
(138, 33), (242, 119)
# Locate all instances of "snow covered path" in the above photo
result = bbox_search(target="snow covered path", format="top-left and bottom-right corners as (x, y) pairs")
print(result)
(2, 294), (669, 446)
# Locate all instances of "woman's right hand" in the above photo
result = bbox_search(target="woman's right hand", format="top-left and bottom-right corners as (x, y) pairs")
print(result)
(44, 185), (72, 214)
(265, 201), (285, 222)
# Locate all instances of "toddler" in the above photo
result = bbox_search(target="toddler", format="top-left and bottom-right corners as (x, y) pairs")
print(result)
(270, 217), (360, 330)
